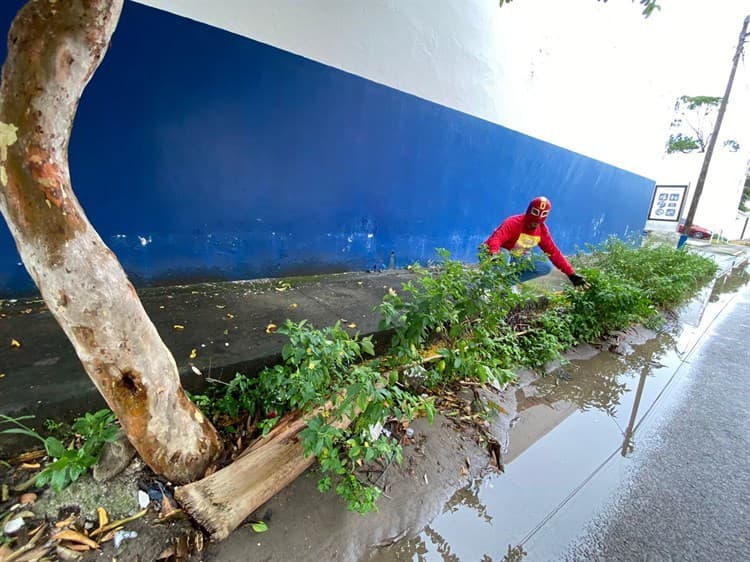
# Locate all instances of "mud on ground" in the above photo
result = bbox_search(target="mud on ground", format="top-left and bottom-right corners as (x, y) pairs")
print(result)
(0, 324), (661, 562)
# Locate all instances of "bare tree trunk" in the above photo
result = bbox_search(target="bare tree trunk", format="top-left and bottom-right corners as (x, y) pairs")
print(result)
(0, 0), (222, 483)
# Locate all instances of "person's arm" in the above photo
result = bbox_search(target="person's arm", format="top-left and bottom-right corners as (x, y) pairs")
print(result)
(537, 224), (575, 276)
(484, 216), (520, 255)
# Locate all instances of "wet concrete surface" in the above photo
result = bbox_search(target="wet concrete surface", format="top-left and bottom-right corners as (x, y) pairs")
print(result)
(367, 257), (750, 561)
(0, 269), (416, 453)
(2, 241), (749, 561)
(563, 280), (750, 561)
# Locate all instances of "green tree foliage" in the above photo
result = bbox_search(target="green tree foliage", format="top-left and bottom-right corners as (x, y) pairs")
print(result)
(740, 175), (750, 212)
(666, 95), (739, 154)
(498, 0), (660, 18)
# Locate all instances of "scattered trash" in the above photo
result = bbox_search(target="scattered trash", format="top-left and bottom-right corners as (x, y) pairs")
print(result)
(368, 422), (383, 441)
(265, 323), (277, 334)
(3, 516), (25, 535)
(405, 427), (415, 439)
(137, 489), (150, 508)
(190, 364), (203, 375)
(113, 529), (138, 548)
(173, 325), (185, 331)
(10, 338), (20, 348)
(189, 349), (197, 359)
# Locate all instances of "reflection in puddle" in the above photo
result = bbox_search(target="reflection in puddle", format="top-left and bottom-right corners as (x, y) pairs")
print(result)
(367, 264), (749, 562)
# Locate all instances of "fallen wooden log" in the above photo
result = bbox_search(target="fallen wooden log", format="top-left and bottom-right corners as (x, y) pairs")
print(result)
(174, 357), (434, 541)
(174, 406), (353, 541)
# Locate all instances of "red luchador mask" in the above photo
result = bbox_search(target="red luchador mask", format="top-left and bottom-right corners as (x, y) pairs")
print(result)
(525, 196), (552, 229)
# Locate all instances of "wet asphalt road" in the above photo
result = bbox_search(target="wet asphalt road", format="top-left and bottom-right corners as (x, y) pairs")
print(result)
(565, 288), (750, 561)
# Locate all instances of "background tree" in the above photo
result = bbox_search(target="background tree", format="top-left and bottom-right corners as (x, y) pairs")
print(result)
(0, 0), (222, 484)
(740, 175), (750, 212)
(499, 0), (661, 18)
(666, 95), (740, 154)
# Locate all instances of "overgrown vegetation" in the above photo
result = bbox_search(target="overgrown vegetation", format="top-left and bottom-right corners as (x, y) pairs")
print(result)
(0, 410), (118, 492)
(1, 237), (718, 516)
(188, 236), (716, 513)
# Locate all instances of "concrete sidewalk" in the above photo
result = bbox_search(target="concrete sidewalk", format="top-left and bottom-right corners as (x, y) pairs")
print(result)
(0, 270), (420, 450)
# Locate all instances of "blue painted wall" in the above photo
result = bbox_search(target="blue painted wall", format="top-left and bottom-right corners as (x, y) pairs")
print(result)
(0, 1), (654, 296)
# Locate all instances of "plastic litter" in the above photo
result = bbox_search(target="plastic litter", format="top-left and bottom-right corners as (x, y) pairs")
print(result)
(3, 517), (24, 535)
(114, 529), (138, 548)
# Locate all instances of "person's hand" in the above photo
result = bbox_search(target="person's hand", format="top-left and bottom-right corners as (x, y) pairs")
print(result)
(568, 273), (590, 289)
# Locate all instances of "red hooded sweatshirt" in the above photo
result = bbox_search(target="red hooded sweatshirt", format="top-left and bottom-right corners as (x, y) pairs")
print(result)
(483, 214), (574, 276)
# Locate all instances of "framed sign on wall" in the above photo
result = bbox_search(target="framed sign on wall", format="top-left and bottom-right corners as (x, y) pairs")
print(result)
(648, 185), (687, 222)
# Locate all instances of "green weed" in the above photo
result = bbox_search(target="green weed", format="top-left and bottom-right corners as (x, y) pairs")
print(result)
(190, 237), (718, 514)
(0, 410), (119, 492)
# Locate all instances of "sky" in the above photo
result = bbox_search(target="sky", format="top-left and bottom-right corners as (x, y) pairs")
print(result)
(489, 0), (750, 176)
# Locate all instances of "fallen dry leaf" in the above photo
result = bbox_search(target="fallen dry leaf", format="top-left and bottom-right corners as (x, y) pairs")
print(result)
(98, 528), (120, 544)
(173, 324), (185, 330)
(57, 544), (85, 560)
(265, 323), (277, 334)
(52, 529), (99, 549)
(10, 338), (20, 348)
(290, 302), (298, 309)
(89, 509), (147, 538)
(64, 542), (93, 552)
(189, 349), (197, 359)
(55, 515), (77, 529)
(347, 323), (357, 329)
(20, 462), (40, 469)
(225, 313), (234, 319)
(97, 506), (108, 529)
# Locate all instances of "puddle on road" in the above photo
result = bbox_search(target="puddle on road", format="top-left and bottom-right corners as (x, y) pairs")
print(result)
(366, 264), (750, 562)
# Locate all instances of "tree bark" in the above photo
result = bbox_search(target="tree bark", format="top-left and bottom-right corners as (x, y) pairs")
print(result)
(0, 0), (222, 483)
(175, 406), (355, 541)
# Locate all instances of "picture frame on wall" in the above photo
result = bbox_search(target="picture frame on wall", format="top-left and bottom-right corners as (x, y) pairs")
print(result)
(647, 185), (687, 222)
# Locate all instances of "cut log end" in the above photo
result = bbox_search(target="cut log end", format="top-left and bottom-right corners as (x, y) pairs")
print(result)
(173, 486), (233, 542)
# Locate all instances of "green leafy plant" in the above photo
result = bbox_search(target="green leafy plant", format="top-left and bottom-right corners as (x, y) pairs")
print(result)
(0, 410), (119, 492)
(189, 236), (718, 515)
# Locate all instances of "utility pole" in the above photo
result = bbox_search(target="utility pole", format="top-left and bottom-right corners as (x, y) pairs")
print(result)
(678, 15), (750, 248)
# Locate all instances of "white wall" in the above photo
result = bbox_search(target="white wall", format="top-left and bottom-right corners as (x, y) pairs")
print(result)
(132, 0), (750, 180)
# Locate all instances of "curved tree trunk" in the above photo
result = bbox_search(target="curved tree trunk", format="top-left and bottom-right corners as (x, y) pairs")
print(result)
(0, 0), (222, 483)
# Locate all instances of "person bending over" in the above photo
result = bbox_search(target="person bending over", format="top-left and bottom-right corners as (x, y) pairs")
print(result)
(482, 196), (588, 288)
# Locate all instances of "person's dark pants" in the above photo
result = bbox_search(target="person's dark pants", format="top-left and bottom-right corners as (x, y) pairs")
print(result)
(515, 256), (552, 282)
